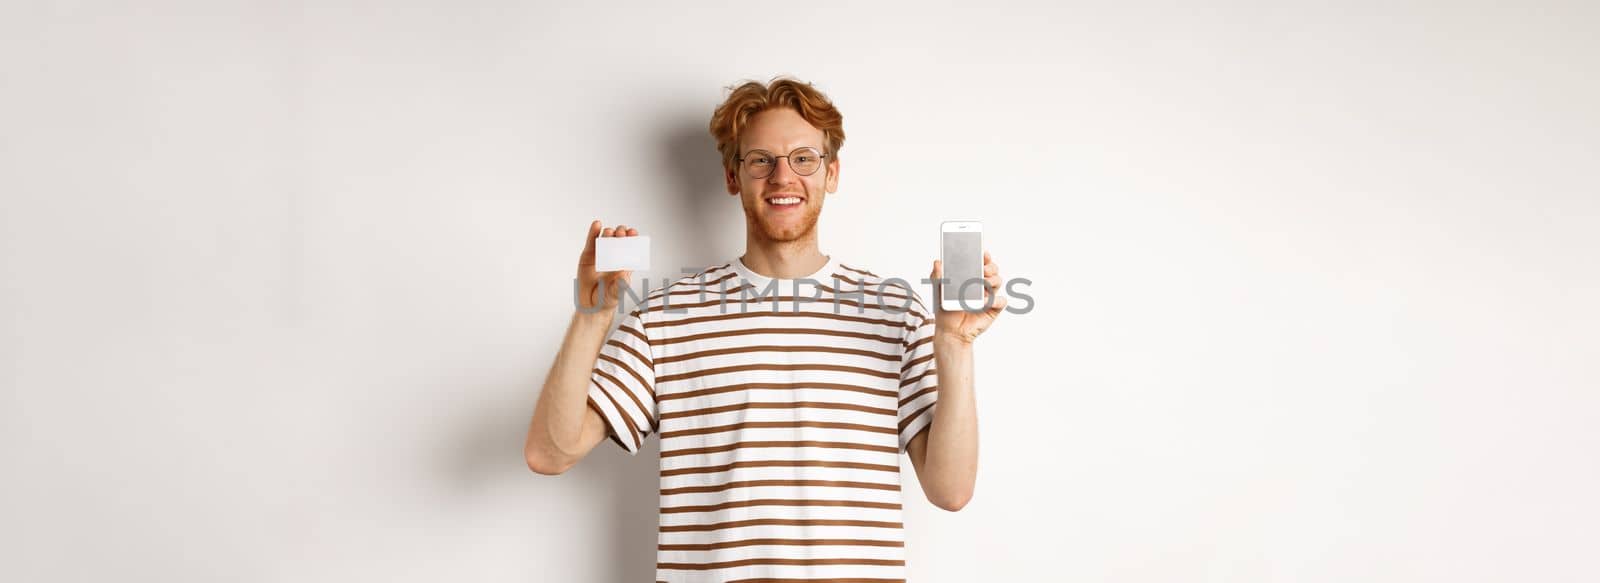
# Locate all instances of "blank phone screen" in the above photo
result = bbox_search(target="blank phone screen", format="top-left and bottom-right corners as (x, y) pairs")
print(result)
(942, 231), (983, 304)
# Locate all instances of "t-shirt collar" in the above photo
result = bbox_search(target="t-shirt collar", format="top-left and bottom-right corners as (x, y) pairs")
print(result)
(731, 254), (839, 290)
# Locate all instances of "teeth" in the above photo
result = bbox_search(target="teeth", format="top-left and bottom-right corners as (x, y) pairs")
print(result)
(768, 197), (801, 205)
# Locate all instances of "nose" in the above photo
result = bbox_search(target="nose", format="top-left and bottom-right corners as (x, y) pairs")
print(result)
(765, 157), (799, 184)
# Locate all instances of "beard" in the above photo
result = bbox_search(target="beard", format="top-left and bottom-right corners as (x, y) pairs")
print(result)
(742, 193), (823, 243)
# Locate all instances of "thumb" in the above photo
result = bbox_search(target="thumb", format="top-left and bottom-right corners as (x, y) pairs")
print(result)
(579, 220), (602, 265)
(608, 270), (632, 300)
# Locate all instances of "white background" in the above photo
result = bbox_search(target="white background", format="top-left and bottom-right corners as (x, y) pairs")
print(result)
(3, 1), (1597, 581)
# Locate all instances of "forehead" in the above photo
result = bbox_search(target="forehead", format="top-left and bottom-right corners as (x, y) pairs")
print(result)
(741, 108), (824, 152)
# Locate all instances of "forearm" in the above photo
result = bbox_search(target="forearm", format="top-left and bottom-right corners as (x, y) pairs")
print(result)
(527, 310), (614, 461)
(922, 338), (979, 506)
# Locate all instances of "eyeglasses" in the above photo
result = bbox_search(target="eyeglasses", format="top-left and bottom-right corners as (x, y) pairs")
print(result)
(736, 147), (828, 179)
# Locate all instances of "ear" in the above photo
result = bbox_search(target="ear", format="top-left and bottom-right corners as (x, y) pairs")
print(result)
(824, 156), (840, 194)
(725, 167), (740, 196)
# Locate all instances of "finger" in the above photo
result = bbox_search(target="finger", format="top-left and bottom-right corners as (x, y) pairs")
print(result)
(610, 224), (628, 237)
(984, 261), (999, 276)
(627, 227), (639, 237)
(601, 227), (615, 237)
(983, 251), (993, 264)
(984, 273), (1002, 290)
(579, 220), (602, 263)
(983, 296), (1008, 328)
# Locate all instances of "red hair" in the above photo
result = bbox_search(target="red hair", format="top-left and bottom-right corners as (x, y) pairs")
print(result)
(708, 76), (845, 176)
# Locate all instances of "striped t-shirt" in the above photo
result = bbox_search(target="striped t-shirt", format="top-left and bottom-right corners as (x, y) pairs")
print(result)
(585, 255), (940, 583)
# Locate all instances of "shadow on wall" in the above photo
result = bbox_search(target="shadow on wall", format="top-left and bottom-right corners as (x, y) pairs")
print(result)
(658, 112), (742, 274)
(469, 117), (731, 581)
(439, 365), (659, 581)
(597, 438), (662, 581)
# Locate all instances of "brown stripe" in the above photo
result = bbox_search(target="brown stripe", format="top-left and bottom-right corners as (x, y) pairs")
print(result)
(647, 279), (751, 304)
(660, 400), (896, 421)
(595, 368), (654, 432)
(648, 282), (754, 302)
(660, 478), (900, 496)
(828, 275), (924, 312)
(673, 268), (738, 285)
(661, 498), (901, 514)
(646, 294), (908, 316)
(660, 537), (904, 551)
(594, 378), (643, 448)
(660, 419), (897, 439)
(838, 273), (915, 296)
(619, 323), (648, 344)
(598, 353), (654, 397)
(651, 327), (905, 348)
(898, 385), (937, 408)
(659, 518), (902, 533)
(606, 338), (653, 369)
(905, 419), (934, 450)
(905, 334), (934, 354)
(900, 352), (934, 374)
(817, 282), (909, 303)
(659, 344), (901, 364)
(659, 381), (896, 404)
(898, 368), (935, 389)
(666, 264), (734, 283)
(586, 396), (627, 451)
(643, 309), (915, 333)
(661, 440), (899, 459)
(660, 459), (900, 478)
(660, 362), (898, 384)
(659, 558), (904, 570)
(898, 402), (935, 433)
(833, 273), (912, 295)
(838, 264), (880, 278)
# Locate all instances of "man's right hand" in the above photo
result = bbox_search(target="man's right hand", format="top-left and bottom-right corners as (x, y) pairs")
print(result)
(576, 220), (640, 314)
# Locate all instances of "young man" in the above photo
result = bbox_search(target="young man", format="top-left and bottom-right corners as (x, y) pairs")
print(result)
(524, 77), (1006, 582)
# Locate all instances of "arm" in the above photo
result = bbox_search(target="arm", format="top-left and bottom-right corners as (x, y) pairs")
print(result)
(908, 252), (1006, 511)
(523, 311), (614, 475)
(907, 339), (978, 510)
(523, 220), (640, 475)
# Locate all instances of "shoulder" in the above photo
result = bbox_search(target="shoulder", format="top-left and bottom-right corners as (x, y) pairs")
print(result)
(831, 261), (932, 321)
(635, 262), (741, 312)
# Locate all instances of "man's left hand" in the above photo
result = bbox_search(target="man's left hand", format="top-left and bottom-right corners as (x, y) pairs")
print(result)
(930, 251), (1006, 344)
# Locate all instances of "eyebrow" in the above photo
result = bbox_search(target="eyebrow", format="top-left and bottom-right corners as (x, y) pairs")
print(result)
(741, 145), (822, 155)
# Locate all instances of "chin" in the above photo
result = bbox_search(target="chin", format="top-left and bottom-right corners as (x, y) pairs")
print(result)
(742, 197), (823, 243)
(757, 213), (820, 242)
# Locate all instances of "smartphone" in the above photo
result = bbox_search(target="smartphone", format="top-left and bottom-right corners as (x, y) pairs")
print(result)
(940, 220), (985, 312)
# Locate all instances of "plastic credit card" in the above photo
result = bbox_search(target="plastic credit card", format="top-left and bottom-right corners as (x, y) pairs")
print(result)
(594, 236), (650, 272)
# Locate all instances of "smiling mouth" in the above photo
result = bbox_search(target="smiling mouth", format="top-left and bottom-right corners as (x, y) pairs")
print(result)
(765, 195), (805, 207)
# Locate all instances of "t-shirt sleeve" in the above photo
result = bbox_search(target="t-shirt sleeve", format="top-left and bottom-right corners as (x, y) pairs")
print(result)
(896, 291), (939, 453)
(585, 307), (658, 455)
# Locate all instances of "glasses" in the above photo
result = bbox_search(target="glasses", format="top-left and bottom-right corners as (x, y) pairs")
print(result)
(736, 147), (828, 179)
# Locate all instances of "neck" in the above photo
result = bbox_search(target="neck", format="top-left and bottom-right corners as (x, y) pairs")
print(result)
(741, 234), (828, 279)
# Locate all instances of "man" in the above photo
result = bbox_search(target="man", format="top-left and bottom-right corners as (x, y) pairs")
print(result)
(523, 76), (1006, 582)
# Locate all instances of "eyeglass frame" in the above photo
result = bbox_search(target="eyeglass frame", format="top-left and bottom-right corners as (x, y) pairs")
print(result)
(734, 146), (831, 179)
